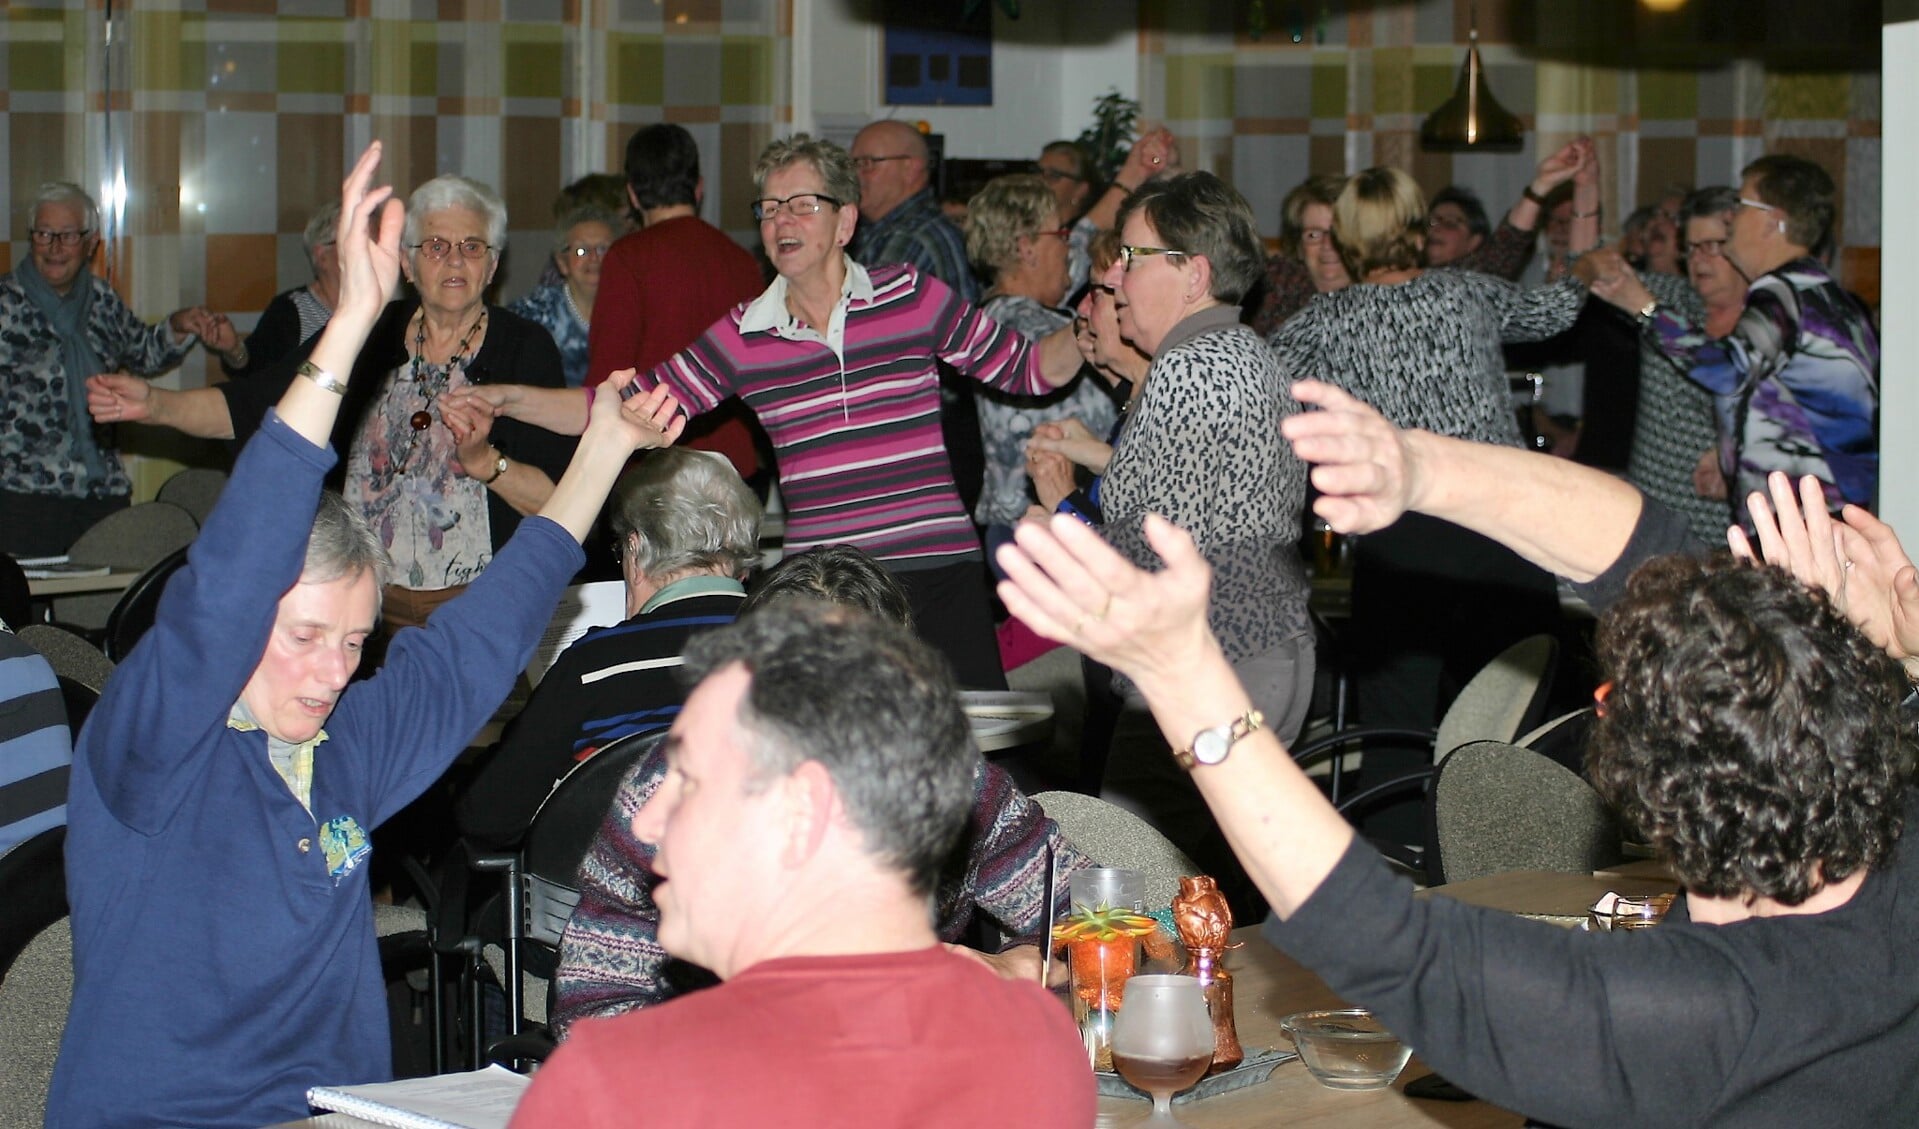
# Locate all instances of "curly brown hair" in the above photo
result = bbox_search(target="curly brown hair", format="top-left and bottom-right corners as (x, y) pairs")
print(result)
(1588, 554), (1915, 905)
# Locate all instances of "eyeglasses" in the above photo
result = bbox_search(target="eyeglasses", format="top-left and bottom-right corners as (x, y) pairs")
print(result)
(1119, 244), (1188, 270)
(1300, 227), (1334, 246)
(566, 242), (612, 260)
(752, 193), (842, 221)
(411, 237), (493, 261)
(850, 154), (913, 171)
(1427, 214), (1470, 232)
(1685, 239), (1727, 260)
(29, 228), (92, 246)
(1034, 227), (1073, 243)
(1036, 166), (1085, 185)
(1738, 197), (1780, 214)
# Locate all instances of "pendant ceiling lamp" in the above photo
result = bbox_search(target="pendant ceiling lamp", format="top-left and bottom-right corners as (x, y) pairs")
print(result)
(1420, 6), (1524, 151)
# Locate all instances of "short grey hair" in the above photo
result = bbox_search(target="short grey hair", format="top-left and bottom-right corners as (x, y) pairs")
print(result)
(403, 175), (507, 255)
(554, 204), (621, 251)
(753, 134), (860, 210)
(1117, 170), (1267, 304)
(611, 448), (763, 582)
(303, 200), (341, 272)
(29, 182), (100, 234)
(965, 173), (1056, 283)
(302, 492), (391, 600)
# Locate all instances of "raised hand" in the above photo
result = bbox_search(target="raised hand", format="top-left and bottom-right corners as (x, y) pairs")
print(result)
(1577, 247), (1656, 314)
(1729, 472), (1848, 607)
(1279, 379), (1419, 534)
(1532, 137), (1587, 193)
(87, 372), (152, 425)
(996, 512), (1216, 687)
(333, 141), (404, 325)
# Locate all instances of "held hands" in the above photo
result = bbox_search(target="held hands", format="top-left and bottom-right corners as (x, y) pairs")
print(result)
(1025, 446), (1078, 512)
(597, 369), (685, 452)
(87, 372), (152, 425)
(1027, 417), (1113, 474)
(438, 392), (498, 477)
(1278, 380), (1420, 535)
(1532, 136), (1590, 194)
(1121, 127), (1180, 186)
(1576, 248), (1655, 314)
(995, 512), (1217, 689)
(1730, 472), (1919, 678)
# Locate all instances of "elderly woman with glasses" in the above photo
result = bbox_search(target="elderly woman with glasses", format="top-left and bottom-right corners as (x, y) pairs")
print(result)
(962, 173), (1119, 557)
(470, 134), (1085, 689)
(0, 182), (234, 556)
(86, 174), (576, 630)
(508, 205), (622, 389)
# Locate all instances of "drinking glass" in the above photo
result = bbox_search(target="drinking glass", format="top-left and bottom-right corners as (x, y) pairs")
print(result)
(1110, 974), (1214, 1123)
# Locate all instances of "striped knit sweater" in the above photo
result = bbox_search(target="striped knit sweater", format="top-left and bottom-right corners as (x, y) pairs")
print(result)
(647, 261), (1048, 567)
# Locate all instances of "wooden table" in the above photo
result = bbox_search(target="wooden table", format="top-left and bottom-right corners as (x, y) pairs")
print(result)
(1425, 869), (1679, 926)
(1093, 926), (1519, 1128)
(25, 569), (139, 598)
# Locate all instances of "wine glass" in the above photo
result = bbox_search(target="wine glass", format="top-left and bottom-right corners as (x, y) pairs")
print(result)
(1110, 974), (1214, 1123)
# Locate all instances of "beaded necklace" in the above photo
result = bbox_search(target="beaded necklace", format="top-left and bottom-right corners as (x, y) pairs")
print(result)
(400, 308), (487, 471)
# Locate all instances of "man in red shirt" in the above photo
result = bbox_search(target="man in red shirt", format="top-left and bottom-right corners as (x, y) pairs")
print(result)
(588, 123), (767, 481)
(509, 601), (1093, 1128)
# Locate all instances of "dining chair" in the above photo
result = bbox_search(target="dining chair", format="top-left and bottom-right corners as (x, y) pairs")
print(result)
(16, 626), (114, 698)
(0, 916), (72, 1127)
(1428, 740), (1624, 885)
(154, 467), (228, 526)
(1032, 790), (1197, 911)
(53, 502), (198, 634)
(0, 555), (32, 632)
(441, 730), (666, 1067)
(101, 546), (191, 663)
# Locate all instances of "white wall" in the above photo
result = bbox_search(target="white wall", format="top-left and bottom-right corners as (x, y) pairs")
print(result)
(796, 0), (1140, 159)
(1883, 17), (1917, 537)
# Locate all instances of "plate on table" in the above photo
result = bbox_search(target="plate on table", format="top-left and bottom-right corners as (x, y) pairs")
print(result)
(1096, 1047), (1298, 1104)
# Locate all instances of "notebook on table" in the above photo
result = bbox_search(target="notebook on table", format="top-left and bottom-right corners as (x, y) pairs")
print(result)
(305, 1065), (530, 1129)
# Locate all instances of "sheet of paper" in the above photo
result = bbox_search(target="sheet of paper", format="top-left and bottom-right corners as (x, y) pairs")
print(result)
(525, 580), (626, 688)
(306, 1065), (530, 1129)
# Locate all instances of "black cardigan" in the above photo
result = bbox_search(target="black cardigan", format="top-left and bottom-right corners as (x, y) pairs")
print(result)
(218, 299), (578, 552)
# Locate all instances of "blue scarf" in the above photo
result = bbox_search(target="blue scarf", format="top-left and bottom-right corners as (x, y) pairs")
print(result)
(14, 254), (111, 491)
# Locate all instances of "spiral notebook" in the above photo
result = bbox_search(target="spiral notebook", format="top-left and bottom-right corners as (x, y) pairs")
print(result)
(305, 1065), (530, 1129)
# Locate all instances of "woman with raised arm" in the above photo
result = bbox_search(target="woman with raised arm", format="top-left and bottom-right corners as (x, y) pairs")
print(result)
(457, 134), (1085, 689)
(996, 501), (1919, 1128)
(49, 141), (683, 1129)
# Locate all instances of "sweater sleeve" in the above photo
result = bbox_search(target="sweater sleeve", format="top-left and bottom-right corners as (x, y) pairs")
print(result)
(1454, 218), (1534, 282)
(922, 271), (1048, 397)
(1267, 840), (1758, 1128)
(1497, 275), (1588, 344)
(957, 760), (1094, 945)
(331, 517), (584, 827)
(94, 285), (194, 376)
(223, 291), (303, 380)
(78, 411), (333, 833)
(1566, 494), (1711, 614)
(551, 748), (720, 1037)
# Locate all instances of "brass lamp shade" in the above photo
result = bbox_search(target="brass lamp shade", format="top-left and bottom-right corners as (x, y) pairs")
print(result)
(1420, 31), (1524, 151)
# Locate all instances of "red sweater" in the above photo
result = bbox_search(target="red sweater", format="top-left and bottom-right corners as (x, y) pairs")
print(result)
(587, 214), (766, 476)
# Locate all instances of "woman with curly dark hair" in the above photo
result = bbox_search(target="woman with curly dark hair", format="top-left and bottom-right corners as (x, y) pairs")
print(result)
(995, 486), (1919, 1126)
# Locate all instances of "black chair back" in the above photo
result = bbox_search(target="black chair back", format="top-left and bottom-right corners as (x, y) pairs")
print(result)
(524, 729), (668, 889)
(103, 546), (191, 663)
(0, 827), (68, 982)
(0, 555), (31, 631)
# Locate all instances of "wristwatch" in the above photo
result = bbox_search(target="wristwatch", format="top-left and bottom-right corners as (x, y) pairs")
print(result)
(1174, 710), (1264, 771)
(479, 452), (508, 485)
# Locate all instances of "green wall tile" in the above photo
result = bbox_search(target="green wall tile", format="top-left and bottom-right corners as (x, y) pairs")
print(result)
(278, 18), (347, 96)
(1638, 69), (1697, 119)
(610, 34), (663, 105)
(721, 36), (771, 106)
(133, 11), (202, 93)
(1311, 57), (1347, 118)
(1766, 72), (1849, 120)
(504, 27), (563, 100)
(8, 10), (73, 93)
(1164, 52), (1233, 120)
(1372, 46), (1414, 115)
